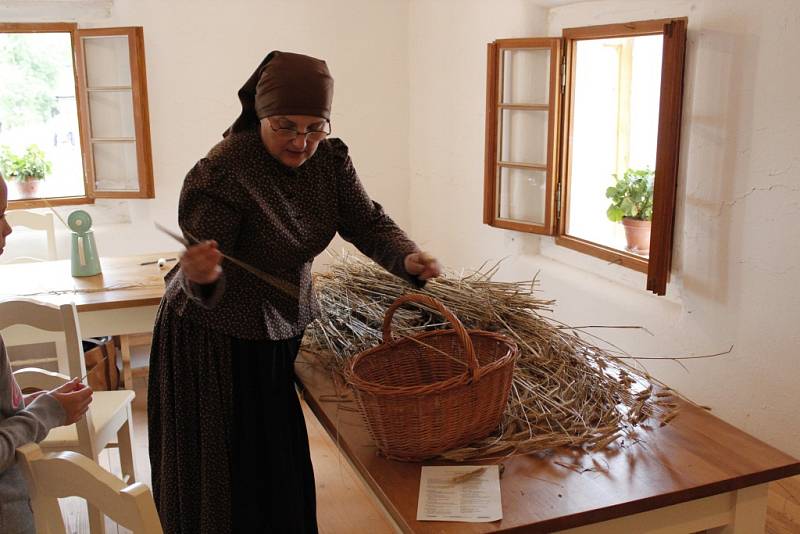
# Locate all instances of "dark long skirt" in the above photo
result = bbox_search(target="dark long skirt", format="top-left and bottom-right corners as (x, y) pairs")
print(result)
(148, 300), (318, 533)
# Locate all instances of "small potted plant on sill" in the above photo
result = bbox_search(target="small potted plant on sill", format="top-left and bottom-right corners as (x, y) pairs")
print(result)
(605, 167), (654, 256)
(0, 144), (52, 199)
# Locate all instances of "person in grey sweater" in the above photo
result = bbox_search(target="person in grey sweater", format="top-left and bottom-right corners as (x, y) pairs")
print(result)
(0, 178), (94, 533)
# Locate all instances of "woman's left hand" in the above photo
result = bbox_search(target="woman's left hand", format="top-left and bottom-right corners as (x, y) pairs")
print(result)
(404, 251), (441, 280)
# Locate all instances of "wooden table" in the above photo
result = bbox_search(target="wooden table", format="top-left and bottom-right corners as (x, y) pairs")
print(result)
(0, 253), (171, 384)
(295, 351), (800, 533)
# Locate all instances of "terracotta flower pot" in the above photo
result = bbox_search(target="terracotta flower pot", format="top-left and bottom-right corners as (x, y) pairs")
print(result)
(621, 218), (651, 255)
(15, 177), (42, 199)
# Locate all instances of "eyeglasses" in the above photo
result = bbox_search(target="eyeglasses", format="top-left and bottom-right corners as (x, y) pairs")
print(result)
(266, 118), (331, 141)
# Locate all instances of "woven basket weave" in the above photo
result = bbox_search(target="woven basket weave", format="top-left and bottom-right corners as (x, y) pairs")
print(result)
(345, 294), (518, 461)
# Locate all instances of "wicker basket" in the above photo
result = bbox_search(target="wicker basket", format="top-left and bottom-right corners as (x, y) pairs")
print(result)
(345, 294), (518, 461)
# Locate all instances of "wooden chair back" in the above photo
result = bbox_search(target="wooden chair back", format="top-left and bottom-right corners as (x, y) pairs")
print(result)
(5, 210), (58, 263)
(16, 443), (163, 534)
(2, 299), (95, 457)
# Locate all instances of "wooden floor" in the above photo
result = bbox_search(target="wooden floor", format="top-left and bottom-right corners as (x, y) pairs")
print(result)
(58, 375), (800, 533)
(770, 476), (800, 534)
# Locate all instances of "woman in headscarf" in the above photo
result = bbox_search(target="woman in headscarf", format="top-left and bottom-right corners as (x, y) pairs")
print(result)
(148, 50), (440, 533)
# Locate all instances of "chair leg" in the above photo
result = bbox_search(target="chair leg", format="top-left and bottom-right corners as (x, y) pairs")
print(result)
(83, 447), (106, 534)
(118, 335), (133, 390)
(33, 497), (64, 534)
(118, 407), (136, 484)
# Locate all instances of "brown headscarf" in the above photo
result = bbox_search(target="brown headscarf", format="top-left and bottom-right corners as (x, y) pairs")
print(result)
(224, 51), (333, 136)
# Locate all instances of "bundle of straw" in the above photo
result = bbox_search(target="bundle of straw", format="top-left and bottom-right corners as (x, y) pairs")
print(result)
(305, 253), (678, 461)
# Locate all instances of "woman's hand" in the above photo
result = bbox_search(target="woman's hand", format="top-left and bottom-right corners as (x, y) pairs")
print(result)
(50, 378), (93, 426)
(181, 240), (223, 285)
(404, 251), (441, 281)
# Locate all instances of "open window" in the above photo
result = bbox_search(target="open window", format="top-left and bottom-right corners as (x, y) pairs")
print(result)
(484, 19), (687, 295)
(0, 23), (154, 208)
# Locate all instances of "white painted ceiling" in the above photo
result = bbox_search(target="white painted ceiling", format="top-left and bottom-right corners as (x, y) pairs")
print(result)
(530, 0), (634, 7)
(530, 0), (591, 6)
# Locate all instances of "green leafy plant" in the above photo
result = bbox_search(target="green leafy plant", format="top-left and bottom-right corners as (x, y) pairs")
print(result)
(0, 144), (52, 182)
(605, 167), (654, 222)
(0, 33), (62, 128)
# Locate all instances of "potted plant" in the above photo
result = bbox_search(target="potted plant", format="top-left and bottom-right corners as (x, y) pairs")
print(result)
(0, 144), (52, 199)
(605, 167), (654, 255)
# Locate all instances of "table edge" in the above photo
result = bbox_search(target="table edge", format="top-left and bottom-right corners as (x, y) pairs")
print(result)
(76, 297), (163, 312)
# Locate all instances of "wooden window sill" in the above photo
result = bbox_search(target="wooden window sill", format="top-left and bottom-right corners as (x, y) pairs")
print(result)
(555, 235), (648, 274)
(9, 196), (95, 210)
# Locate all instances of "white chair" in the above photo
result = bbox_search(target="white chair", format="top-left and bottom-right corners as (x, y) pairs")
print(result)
(5, 210), (58, 263)
(1, 299), (136, 534)
(3, 210), (63, 371)
(5, 210), (147, 389)
(16, 443), (163, 534)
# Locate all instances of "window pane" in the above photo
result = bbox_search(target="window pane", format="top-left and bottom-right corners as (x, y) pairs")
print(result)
(500, 109), (548, 164)
(89, 90), (135, 138)
(565, 35), (662, 257)
(498, 167), (546, 225)
(83, 36), (131, 87)
(502, 49), (550, 105)
(92, 141), (138, 191)
(0, 32), (86, 200)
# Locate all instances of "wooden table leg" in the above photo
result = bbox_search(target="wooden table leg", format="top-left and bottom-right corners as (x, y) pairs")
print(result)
(709, 483), (768, 533)
(118, 335), (133, 390)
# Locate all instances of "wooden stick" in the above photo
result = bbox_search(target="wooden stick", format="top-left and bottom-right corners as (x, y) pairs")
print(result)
(450, 467), (487, 484)
(155, 222), (300, 299)
(78, 353), (109, 383)
(41, 198), (70, 229)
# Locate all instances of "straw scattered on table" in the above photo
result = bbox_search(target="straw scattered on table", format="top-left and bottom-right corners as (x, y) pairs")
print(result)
(304, 253), (686, 461)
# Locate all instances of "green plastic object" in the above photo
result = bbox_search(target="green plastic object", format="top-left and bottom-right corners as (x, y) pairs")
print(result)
(68, 210), (102, 277)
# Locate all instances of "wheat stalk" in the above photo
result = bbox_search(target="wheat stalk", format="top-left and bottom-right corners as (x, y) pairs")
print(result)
(304, 252), (685, 460)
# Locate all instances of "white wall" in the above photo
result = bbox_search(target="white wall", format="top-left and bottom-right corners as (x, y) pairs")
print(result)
(408, 0), (549, 257)
(3, 0), (412, 267)
(409, 0), (800, 457)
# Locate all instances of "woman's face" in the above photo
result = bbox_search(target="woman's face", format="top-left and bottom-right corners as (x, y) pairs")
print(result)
(259, 115), (329, 168)
(0, 180), (12, 257)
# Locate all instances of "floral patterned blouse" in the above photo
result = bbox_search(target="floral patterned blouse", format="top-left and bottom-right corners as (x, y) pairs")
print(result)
(162, 128), (420, 340)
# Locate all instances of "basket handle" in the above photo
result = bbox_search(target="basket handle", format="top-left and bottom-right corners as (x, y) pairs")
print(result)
(381, 294), (479, 379)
